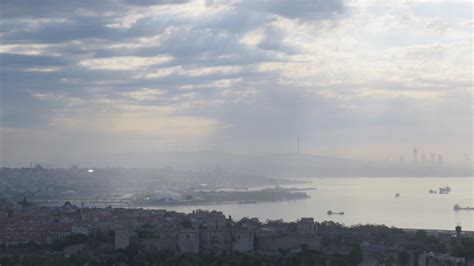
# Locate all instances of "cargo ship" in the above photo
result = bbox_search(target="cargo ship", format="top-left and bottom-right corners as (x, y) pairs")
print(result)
(327, 210), (344, 215)
(439, 186), (451, 194)
(453, 204), (474, 211)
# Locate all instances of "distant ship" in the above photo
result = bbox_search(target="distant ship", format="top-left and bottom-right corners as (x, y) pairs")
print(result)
(439, 186), (451, 194)
(395, 193), (400, 197)
(327, 210), (344, 215)
(428, 189), (437, 194)
(453, 204), (474, 211)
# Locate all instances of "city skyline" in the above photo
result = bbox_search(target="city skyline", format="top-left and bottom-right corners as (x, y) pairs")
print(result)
(1, 2), (473, 264)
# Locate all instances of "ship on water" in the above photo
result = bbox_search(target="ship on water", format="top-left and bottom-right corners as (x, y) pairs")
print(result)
(439, 186), (451, 194)
(453, 204), (474, 211)
(327, 210), (344, 215)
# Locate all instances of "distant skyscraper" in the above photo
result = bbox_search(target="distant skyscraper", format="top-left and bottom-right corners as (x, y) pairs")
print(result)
(456, 225), (462, 238)
(430, 153), (436, 163)
(413, 147), (418, 163)
(437, 154), (443, 165)
(400, 155), (405, 164)
(297, 137), (300, 154)
(421, 153), (426, 163)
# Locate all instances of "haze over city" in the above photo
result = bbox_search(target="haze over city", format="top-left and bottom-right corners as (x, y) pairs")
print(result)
(1, 1), (474, 265)
(1, 0), (472, 167)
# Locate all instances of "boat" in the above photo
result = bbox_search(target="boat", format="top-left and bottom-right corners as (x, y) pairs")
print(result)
(428, 189), (437, 194)
(327, 210), (344, 215)
(439, 186), (451, 194)
(453, 204), (474, 211)
(395, 193), (400, 197)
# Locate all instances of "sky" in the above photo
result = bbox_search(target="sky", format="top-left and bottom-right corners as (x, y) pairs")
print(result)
(0, 0), (472, 166)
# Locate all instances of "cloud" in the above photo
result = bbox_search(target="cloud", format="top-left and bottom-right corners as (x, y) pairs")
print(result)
(79, 55), (173, 70)
(243, 0), (346, 21)
(0, 53), (66, 69)
(0, 0), (472, 164)
(123, 88), (166, 100)
(0, 0), (190, 19)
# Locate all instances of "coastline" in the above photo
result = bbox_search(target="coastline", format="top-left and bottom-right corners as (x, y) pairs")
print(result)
(135, 195), (311, 208)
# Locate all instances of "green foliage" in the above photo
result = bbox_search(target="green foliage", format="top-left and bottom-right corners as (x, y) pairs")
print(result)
(181, 219), (193, 228)
(349, 244), (363, 265)
(398, 251), (410, 266)
(425, 235), (447, 253)
(0, 249), (364, 266)
(452, 237), (474, 259)
(410, 230), (447, 253)
(87, 230), (111, 249)
(51, 233), (88, 250)
(414, 230), (428, 241)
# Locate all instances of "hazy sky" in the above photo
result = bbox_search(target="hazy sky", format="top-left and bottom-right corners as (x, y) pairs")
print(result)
(0, 0), (472, 166)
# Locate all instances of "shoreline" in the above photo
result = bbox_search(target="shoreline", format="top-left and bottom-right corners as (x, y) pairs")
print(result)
(135, 196), (310, 208)
(27, 199), (474, 232)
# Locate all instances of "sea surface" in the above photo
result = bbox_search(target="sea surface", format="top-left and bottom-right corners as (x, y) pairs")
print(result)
(145, 177), (474, 231)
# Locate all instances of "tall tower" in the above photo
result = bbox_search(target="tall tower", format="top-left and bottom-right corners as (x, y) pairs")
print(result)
(413, 146), (418, 163)
(455, 225), (462, 238)
(297, 137), (300, 154)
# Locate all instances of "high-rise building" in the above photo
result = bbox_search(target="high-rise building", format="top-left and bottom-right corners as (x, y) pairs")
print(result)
(437, 154), (443, 165)
(465, 154), (471, 163)
(413, 147), (418, 163)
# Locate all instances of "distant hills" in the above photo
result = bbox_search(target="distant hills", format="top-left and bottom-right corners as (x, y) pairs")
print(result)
(78, 151), (473, 178)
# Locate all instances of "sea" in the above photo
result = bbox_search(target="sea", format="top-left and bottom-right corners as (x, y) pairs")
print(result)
(148, 177), (474, 231)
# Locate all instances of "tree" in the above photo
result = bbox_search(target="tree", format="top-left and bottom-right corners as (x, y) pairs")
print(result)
(181, 219), (193, 229)
(398, 251), (411, 266)
(415, 230), (427, 241)
(51, 233), (88, 250)
(349, 244), (364, 265)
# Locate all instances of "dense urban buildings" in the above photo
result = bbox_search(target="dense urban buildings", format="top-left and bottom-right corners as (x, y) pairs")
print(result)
(0, 199), (473, 265)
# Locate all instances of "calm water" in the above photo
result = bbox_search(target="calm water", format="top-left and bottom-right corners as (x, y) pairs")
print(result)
(149, 177), (474, 231)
